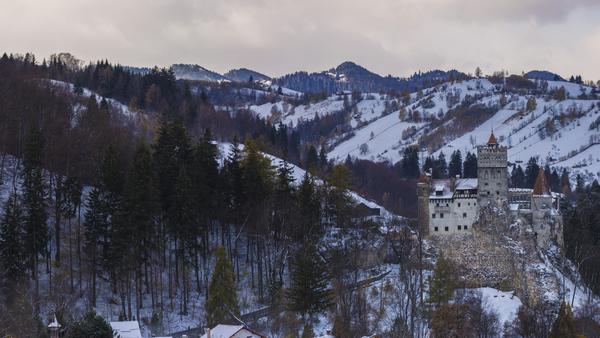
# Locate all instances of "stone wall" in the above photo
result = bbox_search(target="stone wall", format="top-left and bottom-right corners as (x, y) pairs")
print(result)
(431, 204), (562, 306)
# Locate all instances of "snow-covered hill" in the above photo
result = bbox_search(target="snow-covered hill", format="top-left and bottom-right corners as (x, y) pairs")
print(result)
(251, 76), (599, 182)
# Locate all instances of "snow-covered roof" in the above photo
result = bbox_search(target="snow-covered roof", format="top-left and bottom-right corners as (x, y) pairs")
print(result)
(110, 321), (142, 338)
(455, 178), (477, 190)
(430, 178), (477, 199)
(48, 315), (61, 328)
(200, 325), (244, 338)
(430, 179), (453, 199)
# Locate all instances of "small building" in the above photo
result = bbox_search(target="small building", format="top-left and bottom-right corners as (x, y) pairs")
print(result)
(351, 202), (381, 221)
(110, 321), (143, 338)
(200, 324), (265, 338)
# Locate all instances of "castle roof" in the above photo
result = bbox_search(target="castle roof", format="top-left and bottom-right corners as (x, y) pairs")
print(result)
(533, 167), (551, 196)
(429, 178), (478, 199)
(487, 130), (498, 145)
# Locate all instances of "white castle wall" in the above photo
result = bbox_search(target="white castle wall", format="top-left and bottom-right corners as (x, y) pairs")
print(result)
(429, 196), (478, 235)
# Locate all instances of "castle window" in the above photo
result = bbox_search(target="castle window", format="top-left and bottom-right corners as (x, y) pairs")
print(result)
(464, 225), (468, 230)
(436, 203), (440, 207)
(458, 225), (462, 230)
(496, 191), (499, 195)
(446, 203), (449, 207)
(432, 213), (436, 218)
(463, 212), (467, 218)
(444, 226), (449, 232)
(474, 202), (476, 206)
(485, 182), (489, 186)
(468, 202), (471, 206)
(458, 202), (461, 207)
(434, 227), (439, 232)
(487, 191), (490, 195)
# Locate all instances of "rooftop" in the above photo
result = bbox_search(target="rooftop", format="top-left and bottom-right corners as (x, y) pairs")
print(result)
(200, 325), (261, 338)
(110, 321), (142, 338)
(487, 130), (498, 145)
(532, 167), (551, 196)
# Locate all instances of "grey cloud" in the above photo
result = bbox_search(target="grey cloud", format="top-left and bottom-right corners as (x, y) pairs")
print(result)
(0, 0), (598, 80)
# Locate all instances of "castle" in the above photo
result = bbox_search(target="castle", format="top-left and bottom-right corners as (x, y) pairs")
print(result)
(417, 132), (563, 249)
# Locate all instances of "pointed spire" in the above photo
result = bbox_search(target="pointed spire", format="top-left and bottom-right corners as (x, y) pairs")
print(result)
(533, 167), (551, 195)
(487, 129), (498, 145)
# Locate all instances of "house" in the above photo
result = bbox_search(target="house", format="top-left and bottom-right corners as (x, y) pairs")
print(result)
(110, 321), (143, 338)
(200, 324), (265, 338)
(351, 202), (381, 221)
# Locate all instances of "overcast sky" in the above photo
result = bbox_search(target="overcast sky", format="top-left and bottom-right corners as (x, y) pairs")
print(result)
(2, 0), (600, 80)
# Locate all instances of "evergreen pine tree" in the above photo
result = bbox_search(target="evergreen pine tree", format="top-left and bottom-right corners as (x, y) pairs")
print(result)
(21, 126), (47, 303)
(0, 193), (26, 302)
(400, 146), (420, 178)
(525, 157), (540, 189)
(206, 246), (239, 326)
(305, 145), (319, 172)
(296, 172), (321, 241)
(463, 152), (478, 178)
(435, 152), (448, 178)
(549, 302), (579, 338)
(287, 243), (332, 318)
(64, 312), (114, 338)
(427, 253), (456, 307)
(83, 187), (105, 308)
(224, 139), (245, 224)
(318, 147), (328, 169)
(448, 150), (463, 178)
(511, 165), (526, 188)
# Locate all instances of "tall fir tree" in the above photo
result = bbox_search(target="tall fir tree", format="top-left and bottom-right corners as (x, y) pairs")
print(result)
(296, 172), (321, 241)
(206, 246), (239, 326)
(448, 150), (463, 178)
(224, 138), (245, 224)
(434, 152), (448, 179)
(400, 146), (420, 178)
(427, 253), (456, 308)
(511, 165), (526, 188)
(463, 152), (478, 178)
(287, 242), (332, 319)
(21, 126), (47, 305)
(0, 193), (26, 303)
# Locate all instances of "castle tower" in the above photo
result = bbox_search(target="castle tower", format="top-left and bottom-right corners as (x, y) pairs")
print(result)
(531, 168), (561, 247)
(417, 173), (430, 237)
(477, 131), (508, 207)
